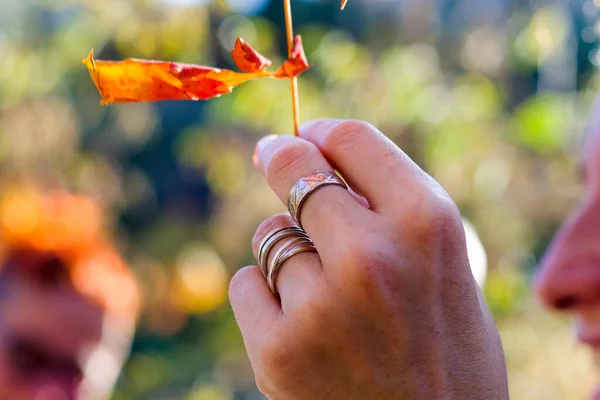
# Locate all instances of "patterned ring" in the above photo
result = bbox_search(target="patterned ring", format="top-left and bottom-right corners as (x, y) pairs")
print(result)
(287, 170), (348, 230)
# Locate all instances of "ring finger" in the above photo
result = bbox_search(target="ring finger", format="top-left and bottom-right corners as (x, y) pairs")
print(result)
(252, 214), (323, 311)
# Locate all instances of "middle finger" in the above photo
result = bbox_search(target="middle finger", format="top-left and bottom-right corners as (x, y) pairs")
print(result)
(252, 214), (323, 311)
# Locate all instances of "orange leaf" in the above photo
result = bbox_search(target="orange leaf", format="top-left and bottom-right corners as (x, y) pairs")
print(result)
(341, 0), (348, 10)
(275, 35), (311, 79)
(82, 50), (275, 105)
(232, 38), (272, 73)
(83, 37), (312, 105)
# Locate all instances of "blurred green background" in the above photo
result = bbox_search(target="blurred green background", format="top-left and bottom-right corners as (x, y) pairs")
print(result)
(1, 0), (598, 398)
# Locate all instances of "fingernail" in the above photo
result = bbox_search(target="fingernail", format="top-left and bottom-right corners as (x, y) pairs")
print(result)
(253, 134), (277, 168)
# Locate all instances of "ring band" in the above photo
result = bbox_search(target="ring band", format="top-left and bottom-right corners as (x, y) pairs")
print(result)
(258, 226), (309, 278)
(287, 170), (348, 230)
(267, 236), (317, 295)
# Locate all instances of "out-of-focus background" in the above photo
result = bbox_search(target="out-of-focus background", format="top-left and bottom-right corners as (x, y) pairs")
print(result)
(0, 0), (597, 398)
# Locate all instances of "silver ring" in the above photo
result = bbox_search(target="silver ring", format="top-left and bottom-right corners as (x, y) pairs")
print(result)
(267, 236), (317, 295)
(257, 226), (309, 278)
(287, 170), (348, 230)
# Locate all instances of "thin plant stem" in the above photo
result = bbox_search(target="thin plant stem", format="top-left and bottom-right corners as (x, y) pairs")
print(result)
(283, 0), (300, 136)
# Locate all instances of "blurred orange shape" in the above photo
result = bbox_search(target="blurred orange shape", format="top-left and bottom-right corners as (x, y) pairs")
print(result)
(0, 188), (100, 255)
(0, 189), (43, 243)
(341, 0), (348, 10)
(72, 248), (140, 318)
(0, 187), (140, 321)
(275, 35), (311, 78)
(232, 38), (272, 73)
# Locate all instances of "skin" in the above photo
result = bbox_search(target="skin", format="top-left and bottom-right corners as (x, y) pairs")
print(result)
(535, 99), (600, 400)
(229, 119), (509, 399)
(0, 254), (133, 400)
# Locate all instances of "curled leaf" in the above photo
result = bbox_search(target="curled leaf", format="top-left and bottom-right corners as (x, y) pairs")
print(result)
(83, 36), (311, 105)
(275, 35), (311, 79)
(232, 38), (272, 73)
(82, 49), (274, 104)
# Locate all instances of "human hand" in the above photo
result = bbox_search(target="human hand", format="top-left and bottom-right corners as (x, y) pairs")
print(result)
(229, 119), (509, 399)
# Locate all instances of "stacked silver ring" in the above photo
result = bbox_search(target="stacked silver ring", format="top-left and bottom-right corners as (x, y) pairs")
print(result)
(259, 170), (348, 296)
(258, 226), (317, 295)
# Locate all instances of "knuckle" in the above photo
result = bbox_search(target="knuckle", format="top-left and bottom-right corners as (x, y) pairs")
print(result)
(410, 189), (463, 241)
(259, 330), (295, 379)
(437, 199), (461, 225)
(265, 138), (315, 185)
(338, 234), (388, 269)
(424, 192), (461, 227)
(334, 234), (396, 289)
(293, 293), (332, 334)
(322, 119), (375, 152)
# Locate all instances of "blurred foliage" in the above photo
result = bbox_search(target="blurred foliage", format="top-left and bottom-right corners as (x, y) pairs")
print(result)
(0, 0), (599, 398)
